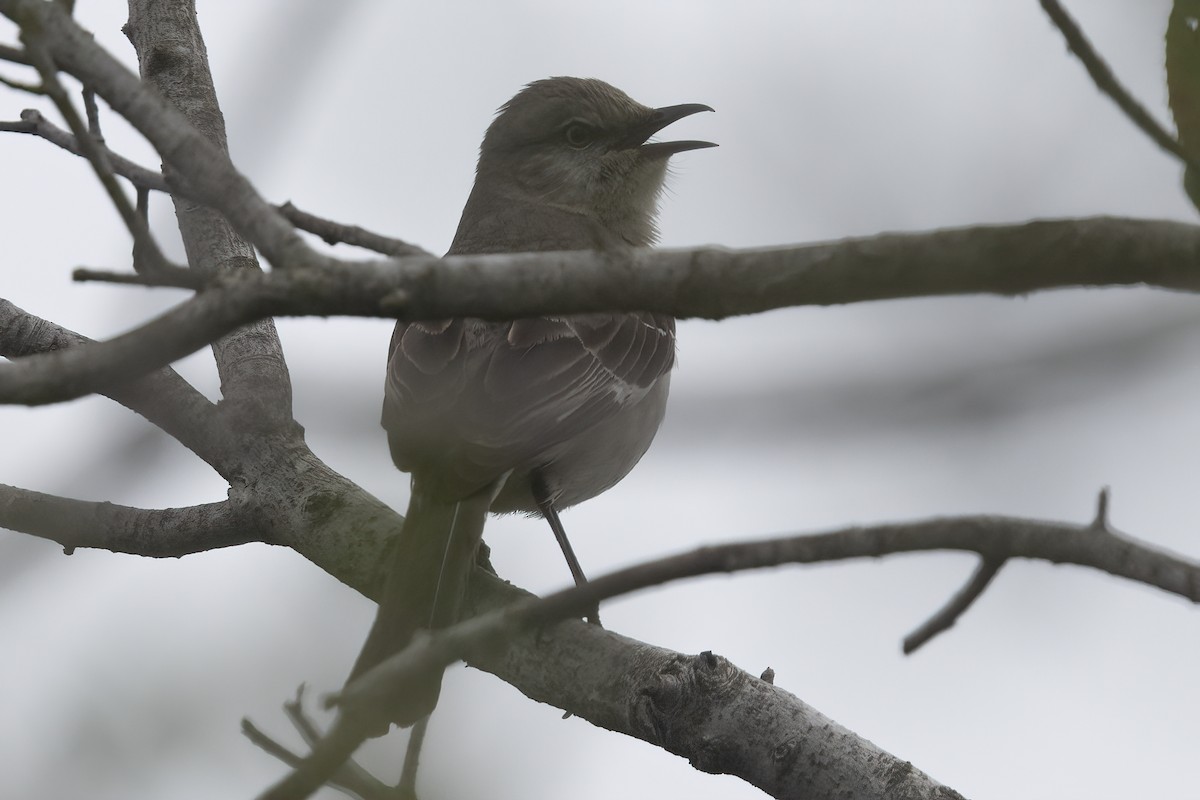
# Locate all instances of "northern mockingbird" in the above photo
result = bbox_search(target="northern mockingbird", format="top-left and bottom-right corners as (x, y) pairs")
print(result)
(347, 77), (714, 726)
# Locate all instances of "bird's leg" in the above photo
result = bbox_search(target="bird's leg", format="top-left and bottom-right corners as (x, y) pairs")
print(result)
(532, 472), (602, 626)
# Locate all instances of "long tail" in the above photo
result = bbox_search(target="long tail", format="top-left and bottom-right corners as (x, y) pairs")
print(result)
(345, 479), (494, 727)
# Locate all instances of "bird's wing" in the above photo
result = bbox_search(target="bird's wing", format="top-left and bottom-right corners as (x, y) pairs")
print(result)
(382, 311), (674, 498)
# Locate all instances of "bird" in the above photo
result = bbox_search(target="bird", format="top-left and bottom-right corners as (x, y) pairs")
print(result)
(346, 76), (715, 728)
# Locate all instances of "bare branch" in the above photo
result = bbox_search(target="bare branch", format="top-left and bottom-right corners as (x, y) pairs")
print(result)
(1039, 0), (1199, 172)
(0, 70), (39, 93)
(18, 39), (177, 275)
(242, 688), (392, 800)
(283, 504), (1197, 800)
(0, 0), (307, 266)
(81, 87), (102, 143)
(902, 557), (1006, 654)
(345, 508), (1200, 719)
(397, 717), (427, 799)
(0, 42), (30, 64)
(285, 690), (395, 800)
(3, 215), (1200, 407)
(278, 202), (430, 257)
(1091, 485), (1111, 530)
(71, 265), (203, 289)
(123, 0), (294, 431)
(242, 719), (309, 773)
(0, 299), (232, 467)
(0, 484), (255, 557)
(0, 110), (417, 258)
(2, 108), (171, 189)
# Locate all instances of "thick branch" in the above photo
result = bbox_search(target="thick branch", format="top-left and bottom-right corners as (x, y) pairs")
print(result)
(123, 0), (293, 430)
(2, 216), (1199, 407)
(0, 484), (255, 556)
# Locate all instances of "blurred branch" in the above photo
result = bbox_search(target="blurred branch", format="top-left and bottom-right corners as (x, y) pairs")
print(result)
(0, 484), (255, 556)
(241, 687), (391, 800)
(0, 299), (233, 469)
(1039, 0), (1200, 172)
(903, 556), (1005, 654)
(3, 215), (1200, 407)
(0, 42), (29, 63)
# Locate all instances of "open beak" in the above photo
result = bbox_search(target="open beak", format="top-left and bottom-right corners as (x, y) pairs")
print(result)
(623, 102), (717, 157)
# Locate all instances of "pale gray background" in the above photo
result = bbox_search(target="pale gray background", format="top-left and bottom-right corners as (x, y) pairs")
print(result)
(1, 2), (1196, 798)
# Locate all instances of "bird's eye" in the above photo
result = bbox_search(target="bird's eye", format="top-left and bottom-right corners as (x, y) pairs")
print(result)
(562, 122), (594, 149)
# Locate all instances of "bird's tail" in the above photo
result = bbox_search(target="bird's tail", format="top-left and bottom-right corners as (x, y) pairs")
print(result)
(345, 479), (495, 727)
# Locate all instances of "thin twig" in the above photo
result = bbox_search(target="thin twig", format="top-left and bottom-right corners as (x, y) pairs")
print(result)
(81, 86), (103, 143)
(0, 70), (40, 93)
(1091, 486), (1111, 531)
(3, 108), (171, 189)
(2, 105), (427, 257)
(278, 201), (429, 257)
(277, 687), (393, 800)
(1039, 0), (1200, 172)
(902, 557), (1006, 654)
(242, 719), (308, 769)
(19, 41), (178, 275)
(73, 265), (202, 289)
(396, 716), (428, 799)
(242, 717), (388, 800)
(258, 715), (373, 800)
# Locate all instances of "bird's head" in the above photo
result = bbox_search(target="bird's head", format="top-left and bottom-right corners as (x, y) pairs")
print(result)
(475, 77), (715, 246)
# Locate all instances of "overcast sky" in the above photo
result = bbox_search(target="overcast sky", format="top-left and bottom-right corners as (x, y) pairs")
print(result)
(1, 2), (1195, 799)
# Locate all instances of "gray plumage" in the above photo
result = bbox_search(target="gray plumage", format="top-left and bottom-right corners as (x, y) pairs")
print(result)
(347, 77), (714, 727)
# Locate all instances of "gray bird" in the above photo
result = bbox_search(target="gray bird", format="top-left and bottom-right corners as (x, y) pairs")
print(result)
(347, 77), (714, 727)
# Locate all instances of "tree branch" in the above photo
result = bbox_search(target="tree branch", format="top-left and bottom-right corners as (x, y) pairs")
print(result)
(277, 202), (430, 257)
(0, 298), (235, 469)
(0, 42), (29, 64)
(902, 556), (1005, 654)
(123, 0), (294, 431)
(355, 506), (1200, 717)
(1, 107), (171, 188)
(0, 483), (255, 556)
(0, 109), (424, 257)
(270, 501), (1198, 800)
(0, 0), (307, 266)
(18, 36), (177, 275)
(1039, 0), (1199, 172)
(241, 687), (392, 800)
(1, 215), (1199, 407)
